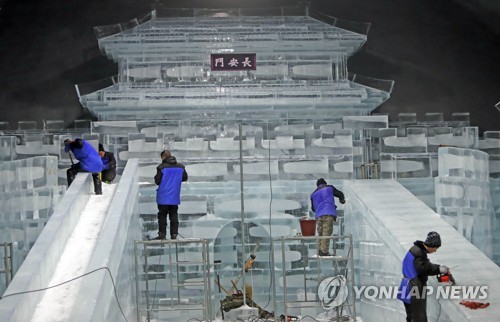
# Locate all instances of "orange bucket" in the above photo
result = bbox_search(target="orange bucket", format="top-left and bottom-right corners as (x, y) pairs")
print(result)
(299, 218), (316, 236)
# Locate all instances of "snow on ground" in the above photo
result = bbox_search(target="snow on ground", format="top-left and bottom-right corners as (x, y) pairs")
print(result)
(30, 183), (117, 322)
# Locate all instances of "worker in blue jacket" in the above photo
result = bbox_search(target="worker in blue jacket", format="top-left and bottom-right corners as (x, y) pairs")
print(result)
(98, 143), (117, 183)
(154, 150), (188, 240)
(65, 138), (103, 195)
(398, 231), (449, 322)
(310, 178), (345, 256)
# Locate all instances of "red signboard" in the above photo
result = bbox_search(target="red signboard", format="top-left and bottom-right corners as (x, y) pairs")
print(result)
(211, 53), (256, 71)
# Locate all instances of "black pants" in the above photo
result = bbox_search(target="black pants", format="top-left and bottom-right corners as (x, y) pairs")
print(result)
(404, 296), (428, 322)
(101, 168), (116, 183)
(67, 167), (102, 195)
(157, 204), (179, 238)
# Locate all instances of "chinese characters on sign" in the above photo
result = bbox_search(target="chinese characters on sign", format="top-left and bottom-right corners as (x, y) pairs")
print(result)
(211, 53), (256, 71)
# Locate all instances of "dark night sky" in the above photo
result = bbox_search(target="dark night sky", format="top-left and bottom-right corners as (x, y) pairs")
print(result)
(0, 0), (498, 133)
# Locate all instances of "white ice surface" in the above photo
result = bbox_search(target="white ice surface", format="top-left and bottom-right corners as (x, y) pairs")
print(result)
(30, 183), (117, 322)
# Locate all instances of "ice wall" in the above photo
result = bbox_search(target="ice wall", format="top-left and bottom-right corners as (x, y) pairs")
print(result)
(0, 174), (94, 321)
(0, 156), (64, 294)
(435, 147), (494, 259)
(478, 131), (500, 264)
(344, 180), (500, 322)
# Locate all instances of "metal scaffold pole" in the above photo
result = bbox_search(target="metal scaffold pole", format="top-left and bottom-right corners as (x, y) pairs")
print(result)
(239, 123), (247, 306)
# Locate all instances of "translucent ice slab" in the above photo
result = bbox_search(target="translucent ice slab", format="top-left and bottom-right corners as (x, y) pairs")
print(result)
(0, 156), (58, 192)
(436, 147), (494, 258)
(0, 174), (94, 321)
(261, 137), (305, 150)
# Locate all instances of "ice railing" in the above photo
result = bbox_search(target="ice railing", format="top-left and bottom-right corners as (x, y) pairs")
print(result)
(348, 73), (395, 94)
(93, 119), (357, 180)
(0, 132), (99, 186)
(89, 117), (488, 180)
(93, 12), (152, 39)
(0, 120), (93, 161)
(309, 8), (371, 35)
(344, 180), (500, 322)
(75, 75), (117, 98)
(0, 156), (58, 192)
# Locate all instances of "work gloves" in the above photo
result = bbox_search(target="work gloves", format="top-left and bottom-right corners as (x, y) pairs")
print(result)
(439, 265), (450, 274)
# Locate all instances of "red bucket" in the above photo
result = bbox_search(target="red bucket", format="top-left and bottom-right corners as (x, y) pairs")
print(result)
(299, 218), (316, 236)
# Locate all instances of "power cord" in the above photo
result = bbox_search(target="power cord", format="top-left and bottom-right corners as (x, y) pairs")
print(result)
(297, 315), (321, 321)
(437, 297), (442, 321)
(0, 266), (128, 322)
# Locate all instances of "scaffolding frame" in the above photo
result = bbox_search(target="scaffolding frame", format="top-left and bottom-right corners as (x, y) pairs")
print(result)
(0, 243), (13, 288)
(271, 235), (356, 322)
(134, 238), (211, 322)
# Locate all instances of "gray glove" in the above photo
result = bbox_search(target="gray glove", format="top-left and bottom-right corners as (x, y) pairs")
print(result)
(439, 265), (449, 274)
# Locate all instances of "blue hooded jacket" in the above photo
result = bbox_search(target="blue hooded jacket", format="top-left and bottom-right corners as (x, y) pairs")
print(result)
(310, 184), (345, 220)
(155, 156), (188, 205)
(65, 139), (103, 173)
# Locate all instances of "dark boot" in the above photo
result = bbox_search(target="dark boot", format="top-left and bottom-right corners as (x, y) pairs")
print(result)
(92, 173), (102, 195)
(153, 233), (166, 240)
(67, 167), (79, 186)
(318, 251), (332, 257)
(168, 205), (179, 239)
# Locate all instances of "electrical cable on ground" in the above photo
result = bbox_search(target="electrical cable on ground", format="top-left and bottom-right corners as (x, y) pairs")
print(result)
(297, 315), (321, 321)
(437, 297), (442, 321)
(0, 266), (128, 322)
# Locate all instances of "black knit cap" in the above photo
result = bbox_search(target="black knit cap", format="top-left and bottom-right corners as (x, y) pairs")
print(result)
(98, 143), (104, 152)
(316, 178), (327, 186)
(424, 231), (441, 248)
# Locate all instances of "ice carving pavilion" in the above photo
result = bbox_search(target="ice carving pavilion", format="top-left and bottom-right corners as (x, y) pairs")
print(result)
(78, 7), (392, 121)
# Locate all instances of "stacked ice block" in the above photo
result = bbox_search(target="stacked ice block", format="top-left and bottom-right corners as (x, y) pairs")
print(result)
(435, 147), (495, 259)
